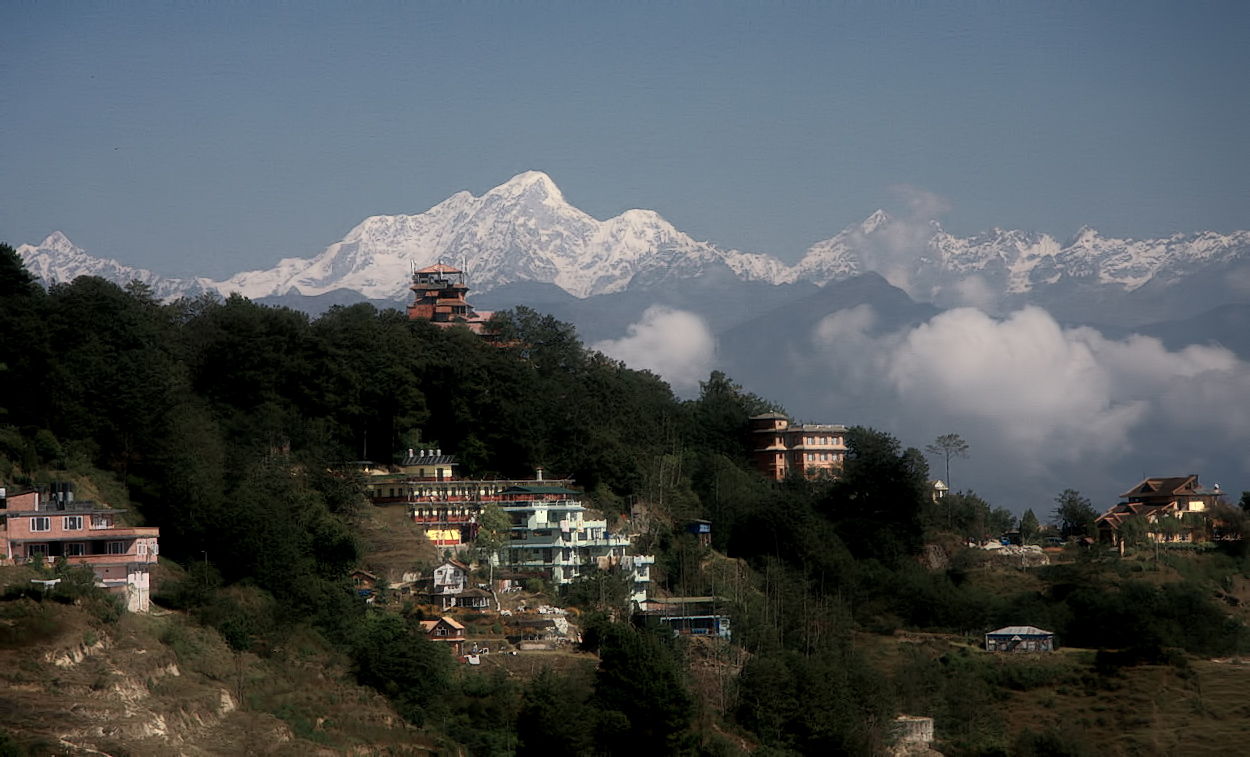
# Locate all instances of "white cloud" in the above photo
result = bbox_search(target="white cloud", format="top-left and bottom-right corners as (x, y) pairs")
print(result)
(889, 183), (952, 220)
(852, 185), (951, 296)
(592, 307), (716, 394)
(886, 307), (1145, 467)
(793, 303), (1250, 511)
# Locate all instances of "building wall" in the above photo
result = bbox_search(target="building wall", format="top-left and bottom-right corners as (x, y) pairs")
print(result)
(500, 499), (651, 598)
(1, 489), (159, 613)
(750, 415), (848, 481)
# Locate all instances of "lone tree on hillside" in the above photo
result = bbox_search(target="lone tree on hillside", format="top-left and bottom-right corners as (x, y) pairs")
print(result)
(1020, 508), (1040, 544)
(1053, 489), (1099, 539)
(925, 433), (969, 490)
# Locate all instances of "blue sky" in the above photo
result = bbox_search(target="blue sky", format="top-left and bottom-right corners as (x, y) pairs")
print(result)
(3, 2), (1248, 279)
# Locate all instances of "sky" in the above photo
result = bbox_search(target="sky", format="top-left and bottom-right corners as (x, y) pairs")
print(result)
(5, 2), (1250, 516)
(4, 2), (1250, 280)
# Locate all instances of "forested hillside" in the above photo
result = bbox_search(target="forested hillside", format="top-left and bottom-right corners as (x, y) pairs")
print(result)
(4, 242), (1250, 757)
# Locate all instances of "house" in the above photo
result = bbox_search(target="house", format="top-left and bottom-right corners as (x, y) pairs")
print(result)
(406, 263), (493, 333)
(985, 625), (1054, 653)
(685, 519), (712, 548)
(351, 569), (379, 599)
(419, 616), (466, 656)
(749, 413), (848, 481)
(429, 559), (492, 609)
(397, 449), (458, 482)
(0, 484), (159, 612)
(634, 596), (732, 640)
(433, 559), (470, 594)
(1096, 475), (1225, 545)
(450, 587), (492, 610)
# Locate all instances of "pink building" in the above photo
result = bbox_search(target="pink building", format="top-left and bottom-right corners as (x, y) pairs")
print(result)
(750, 413), (849, 481)
(0, 485), (159, 612)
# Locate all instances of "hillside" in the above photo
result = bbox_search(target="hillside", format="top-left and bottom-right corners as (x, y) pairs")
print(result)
(0, 562), (426, 756)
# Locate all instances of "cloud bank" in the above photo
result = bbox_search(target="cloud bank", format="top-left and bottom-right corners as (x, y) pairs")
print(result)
(593, 307), (716, 395)
(801, 304), (1248, 513)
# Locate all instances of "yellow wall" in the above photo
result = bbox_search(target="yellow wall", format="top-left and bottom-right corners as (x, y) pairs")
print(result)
(426, 528), (462, 544)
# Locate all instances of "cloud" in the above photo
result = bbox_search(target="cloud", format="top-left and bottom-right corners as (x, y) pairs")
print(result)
(852, 185), (951, 296)
(797, 303), (1250, 512)
(889, 184), (952, 220)
(592, 307), (716, 394)
(886, 308), (1145, 466)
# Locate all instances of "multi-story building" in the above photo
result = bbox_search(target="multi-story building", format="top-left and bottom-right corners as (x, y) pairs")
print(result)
(750, 412), (849, 481)
(496, 483), (651, 602)
(0, 484), (159, 612)
(1096, 475), (1226, 544)
(365, 459), (653, 602)
(406, 263), (493, 333)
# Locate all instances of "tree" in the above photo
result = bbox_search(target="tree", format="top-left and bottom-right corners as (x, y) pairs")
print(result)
(1020, 509), (1040, 544)
(591, 623), (694, 754)
(517, 668), (594, 756)
(1053, 489), (1098, 539)
(351, 613), (453, 725)
(925, 434), (969, 490)
(474, 502), (511, 594)
(821, 427), (930, 565)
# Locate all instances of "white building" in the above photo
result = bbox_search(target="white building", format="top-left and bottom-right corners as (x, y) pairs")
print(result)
(498, 484), (652, 603)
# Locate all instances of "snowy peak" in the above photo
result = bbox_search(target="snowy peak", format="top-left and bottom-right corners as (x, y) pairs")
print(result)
(859, 209), (891, 235)
(1069, 226), (1101, 248)
(38, 231), (81, 255)
(492, 170), (564, 203)
(16, 232), (212, 301)
(16, 174), (1250, 312)
(206, 171), (782, 300)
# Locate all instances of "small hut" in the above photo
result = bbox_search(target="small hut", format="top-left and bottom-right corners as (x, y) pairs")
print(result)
(985, 625), (1054, 653)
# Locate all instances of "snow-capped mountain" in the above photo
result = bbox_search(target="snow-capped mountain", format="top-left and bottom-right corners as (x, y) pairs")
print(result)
(210, 171), (786, 301)
(14, 171), (1250, 322)
(15, 232), (212, 301)
(792, 212), (1250, 315)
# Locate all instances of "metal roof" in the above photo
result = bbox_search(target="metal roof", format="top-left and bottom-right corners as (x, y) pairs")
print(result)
(986, 625), (1053, 637)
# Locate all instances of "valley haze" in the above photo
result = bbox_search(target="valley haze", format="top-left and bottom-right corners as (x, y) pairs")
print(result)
(15, 172), (1250, 519)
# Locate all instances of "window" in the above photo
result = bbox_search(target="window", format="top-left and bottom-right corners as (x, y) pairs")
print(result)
(107, 541), (126, 555)
(30, 517), (50, 532)
(63, 515), (83, 530)
(66, 543), (87, 556)
(92, 514), (112, 529)
(28, 544), (48, 557)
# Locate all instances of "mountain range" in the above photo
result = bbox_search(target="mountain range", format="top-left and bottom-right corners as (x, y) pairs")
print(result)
(15, 171), (1250, 329)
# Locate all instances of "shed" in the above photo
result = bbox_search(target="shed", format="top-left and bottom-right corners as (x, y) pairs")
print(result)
(985, 625), (1054, 653)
